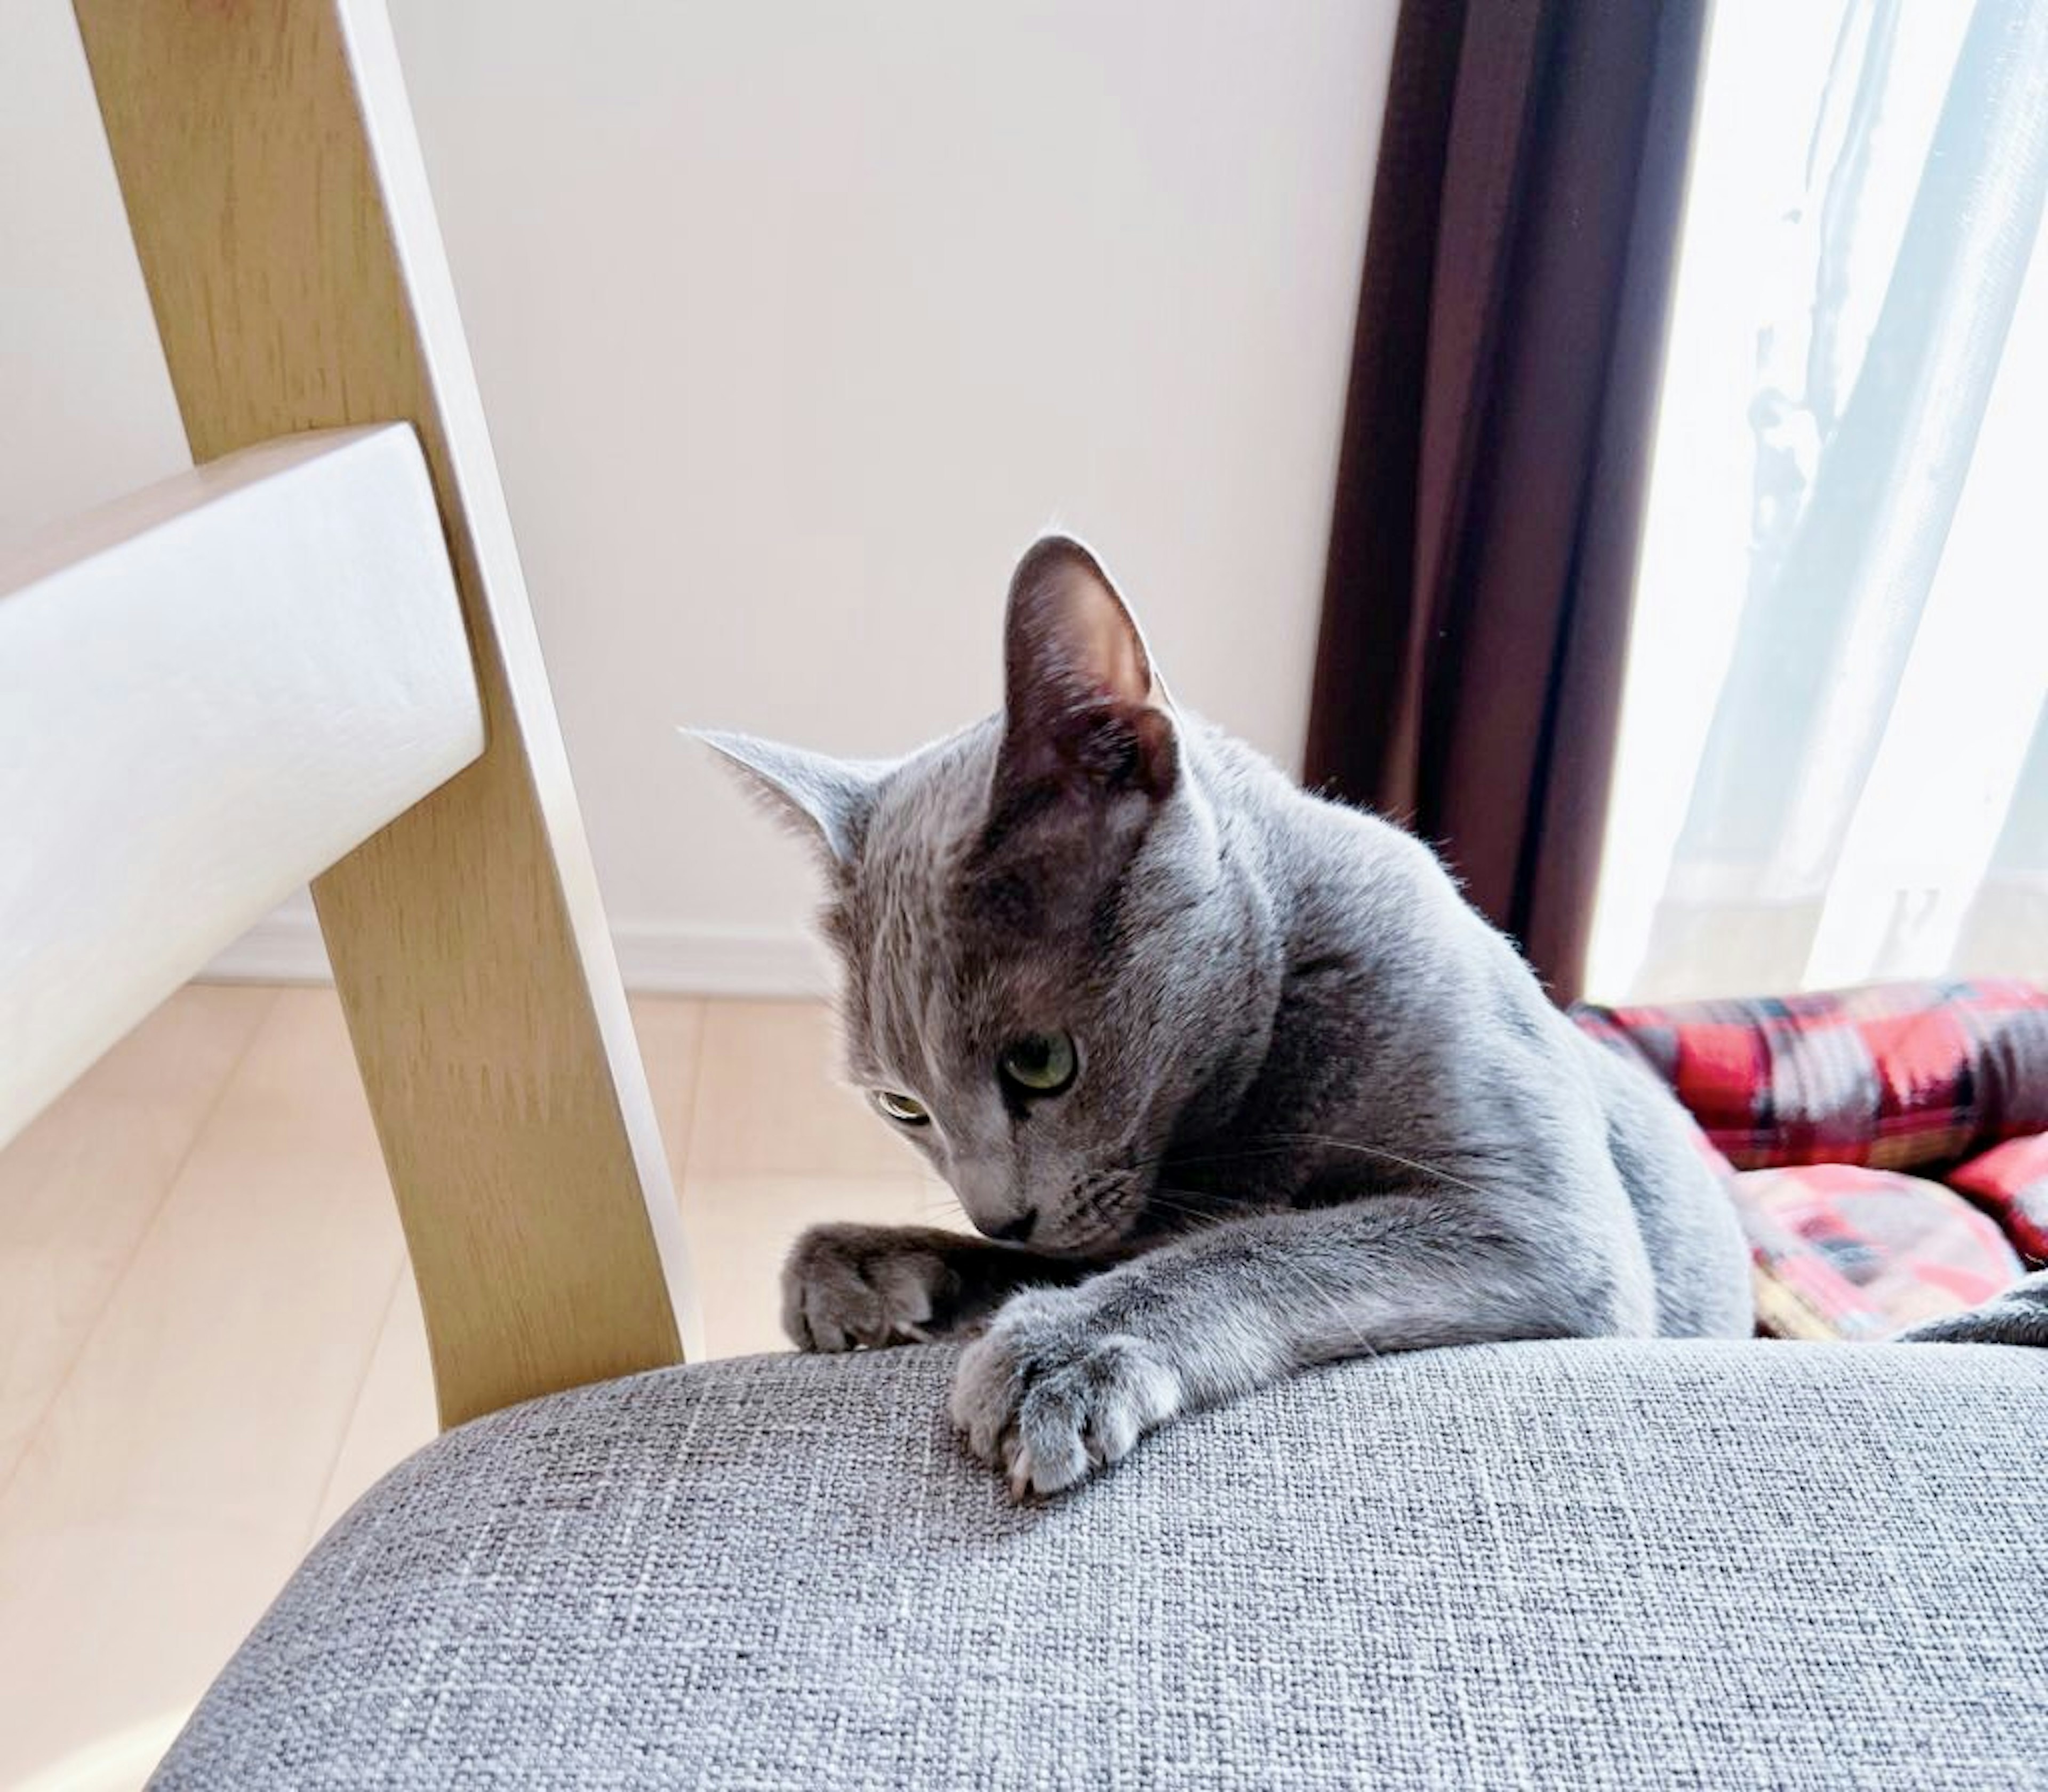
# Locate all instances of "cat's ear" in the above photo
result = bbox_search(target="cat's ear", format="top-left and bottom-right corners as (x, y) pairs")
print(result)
(687, 728), (884, 868)
(974, 538), (1179, 932)
(995, 535), (1178, 805)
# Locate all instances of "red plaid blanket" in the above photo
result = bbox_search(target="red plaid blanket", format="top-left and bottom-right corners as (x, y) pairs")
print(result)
(1734, 1164), (2023, 1341)
(1571, 978), (2048, 1173)
(1949, 1133), (2048, 1263)
(1571, 979), (2048, 1337)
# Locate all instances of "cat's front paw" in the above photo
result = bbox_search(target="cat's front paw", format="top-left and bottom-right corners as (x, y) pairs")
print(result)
(949, 1291), (1183, 1498)
(782, 1224), (957, 1352)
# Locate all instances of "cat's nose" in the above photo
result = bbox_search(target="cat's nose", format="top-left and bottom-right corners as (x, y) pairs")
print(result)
(989, 1210), (1037, 1244)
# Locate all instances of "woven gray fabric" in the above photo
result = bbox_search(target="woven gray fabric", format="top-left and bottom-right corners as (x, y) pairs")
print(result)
(154, 1341), (2046, 1790)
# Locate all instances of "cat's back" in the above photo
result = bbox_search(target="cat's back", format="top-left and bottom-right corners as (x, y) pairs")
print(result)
(1188, 722), (1748, 1338)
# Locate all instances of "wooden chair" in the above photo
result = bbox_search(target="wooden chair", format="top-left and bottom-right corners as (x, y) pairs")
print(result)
(5, 0), (702, 1443)
(9, 7), (2042, 1787)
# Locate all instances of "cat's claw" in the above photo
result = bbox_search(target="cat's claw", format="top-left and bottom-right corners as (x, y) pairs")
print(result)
(782, 1223), (956, 1353)
(949, 1291), (1183, 1498)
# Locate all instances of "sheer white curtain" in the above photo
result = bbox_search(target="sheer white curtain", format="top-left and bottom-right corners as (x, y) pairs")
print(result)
(1587, 0), (2048, 1004)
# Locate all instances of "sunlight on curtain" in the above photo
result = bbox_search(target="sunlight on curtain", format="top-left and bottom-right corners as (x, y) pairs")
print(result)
(1586, 0), (2048, 1003)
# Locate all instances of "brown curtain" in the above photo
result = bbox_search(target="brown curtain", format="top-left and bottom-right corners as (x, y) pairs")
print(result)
(1303, 0), (1708, 1002)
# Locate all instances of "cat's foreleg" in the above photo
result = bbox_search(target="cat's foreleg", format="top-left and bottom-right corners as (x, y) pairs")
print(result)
(782, 1222), (1095, 1351)
(950, 1196), (1612, 1497)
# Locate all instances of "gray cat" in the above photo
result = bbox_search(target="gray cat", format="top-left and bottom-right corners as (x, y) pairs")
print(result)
(699, 537), (1752, 1498)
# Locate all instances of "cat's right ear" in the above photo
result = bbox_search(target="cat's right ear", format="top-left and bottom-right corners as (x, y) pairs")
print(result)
(686, 729), (885, 869)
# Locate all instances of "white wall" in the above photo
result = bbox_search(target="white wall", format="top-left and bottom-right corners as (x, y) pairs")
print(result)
(2, 0), (1394, 994)
(0, 2), (189, 546)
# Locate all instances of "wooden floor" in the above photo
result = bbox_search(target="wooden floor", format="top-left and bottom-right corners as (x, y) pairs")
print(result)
(0, 983), (958, 1792)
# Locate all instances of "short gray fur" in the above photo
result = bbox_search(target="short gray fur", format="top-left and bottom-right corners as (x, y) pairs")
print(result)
(152, 1339), (2048, 1790)
(702, 538), (1751, 1495)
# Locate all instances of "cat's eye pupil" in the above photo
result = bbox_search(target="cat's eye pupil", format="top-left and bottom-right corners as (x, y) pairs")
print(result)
(873, 1090), (930, 1126)
(998, 1030), (1077, 1098)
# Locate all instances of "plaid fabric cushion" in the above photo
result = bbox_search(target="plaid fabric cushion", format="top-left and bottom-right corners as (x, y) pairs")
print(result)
(1947, 1133), (2048, 1265)
(1730, 1164), (2025, 1342)
(1571, 979), (2048, 1173)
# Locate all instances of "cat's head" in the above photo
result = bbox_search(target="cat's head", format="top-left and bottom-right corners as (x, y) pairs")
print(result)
(698, 537), (1260, 1257)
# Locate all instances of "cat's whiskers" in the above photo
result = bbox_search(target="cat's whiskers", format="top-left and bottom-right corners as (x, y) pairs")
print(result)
(919, 1182), (975, 1230)
(1262, 1257), (1384, 1362)
(1063, 1170), (1151, 1252)
(1128, 1189), (1225, 1242)
(1145, 1134), (1493, 1201)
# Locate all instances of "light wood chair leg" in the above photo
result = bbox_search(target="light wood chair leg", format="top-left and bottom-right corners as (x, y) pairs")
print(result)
(73, 0), (703, 1425)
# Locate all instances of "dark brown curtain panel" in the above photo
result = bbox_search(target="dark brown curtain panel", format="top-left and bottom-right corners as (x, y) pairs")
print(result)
(1303, 0), (1708, 1001)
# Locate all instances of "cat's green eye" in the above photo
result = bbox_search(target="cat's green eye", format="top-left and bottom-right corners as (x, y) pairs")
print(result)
(873, 1090), (931, 1126)
(998, 1031), (1078, 1098)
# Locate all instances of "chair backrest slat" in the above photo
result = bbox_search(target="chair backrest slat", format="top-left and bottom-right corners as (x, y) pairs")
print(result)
(0, 426), (481, 1146)
(67, 0), (702, 1423)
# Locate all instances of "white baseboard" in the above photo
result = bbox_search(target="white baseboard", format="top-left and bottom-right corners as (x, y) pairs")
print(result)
(201, 911), (831, 999)
(201, 908), (331, 985)
(610, 922), (833, 997)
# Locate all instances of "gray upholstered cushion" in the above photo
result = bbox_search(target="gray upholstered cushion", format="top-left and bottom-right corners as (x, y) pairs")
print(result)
(154, 1341), (2046, 1789)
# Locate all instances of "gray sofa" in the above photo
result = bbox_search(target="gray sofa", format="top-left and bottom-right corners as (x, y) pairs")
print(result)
(154, 1339), (2046, 1789)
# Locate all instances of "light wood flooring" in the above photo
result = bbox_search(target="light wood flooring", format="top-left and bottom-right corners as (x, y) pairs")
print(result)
(0, 983), (958, 1792)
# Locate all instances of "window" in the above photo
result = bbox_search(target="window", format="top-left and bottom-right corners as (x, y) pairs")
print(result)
(1586, 0), (2048, 1002)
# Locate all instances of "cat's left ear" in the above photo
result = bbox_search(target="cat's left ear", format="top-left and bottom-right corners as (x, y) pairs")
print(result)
(994, 535), (1178, 807)
(974, 538), (1179, 932)
(686, 728), (886, 868)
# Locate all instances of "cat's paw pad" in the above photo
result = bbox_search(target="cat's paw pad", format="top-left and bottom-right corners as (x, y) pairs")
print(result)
(782, 1225), (956, 1353)
(949, 1293), (1182, 1498)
